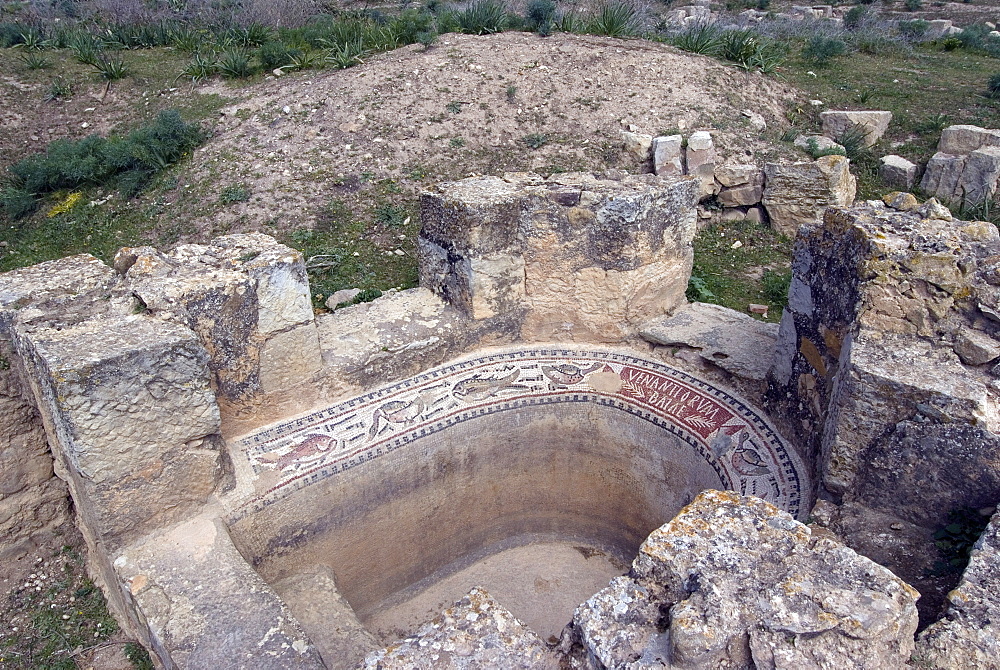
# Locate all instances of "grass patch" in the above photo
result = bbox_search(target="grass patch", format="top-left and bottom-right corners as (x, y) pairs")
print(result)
(688, 219), (792, 322)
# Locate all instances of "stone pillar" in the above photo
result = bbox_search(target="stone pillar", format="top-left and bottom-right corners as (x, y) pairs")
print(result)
(418, 172), (699, 342)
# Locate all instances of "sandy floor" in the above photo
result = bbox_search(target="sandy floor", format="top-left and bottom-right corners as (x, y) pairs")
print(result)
(364, 539), (630, 643)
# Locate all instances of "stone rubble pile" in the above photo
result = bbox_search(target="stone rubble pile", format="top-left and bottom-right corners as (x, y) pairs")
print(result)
(570, 490), (919, 670)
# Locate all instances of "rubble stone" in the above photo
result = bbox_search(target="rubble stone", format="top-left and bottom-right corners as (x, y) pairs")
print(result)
(685, 130), (716, 197)
(820, 110), (892, 148)
(762, 156), (856, 236)
(640, 302), (778, 381)
(363, 587), (559, 669)
(879, 155), (917, 190)
(574, 491), (919, 670)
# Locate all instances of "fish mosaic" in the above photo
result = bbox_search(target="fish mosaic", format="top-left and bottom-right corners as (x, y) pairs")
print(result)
(234, 347), (806, 520)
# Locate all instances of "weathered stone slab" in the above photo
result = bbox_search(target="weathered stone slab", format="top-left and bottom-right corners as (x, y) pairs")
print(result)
(880, 155), (917, 190)
(362, 587), (559, 669)
(14, 314), (223, 551)
(920, 151), (967, 203)
(917, 510), (1000, 668)
(939, 124), (1000, 155)
(120, 233), (318, 401)
(652, 134), (683, 176)
(640, 302), (778, 381)
(272, 565), (379, 670)
(113, 514), (325, 669)
(821, 110), (892, 148)
(822, 334), (995, 495)
(925, 18), (954, 39)
(574, 491), (919, 669)
(958, 145), (1000, 206)
(762, 156), (856, 236)
(316, 287), (465, 387)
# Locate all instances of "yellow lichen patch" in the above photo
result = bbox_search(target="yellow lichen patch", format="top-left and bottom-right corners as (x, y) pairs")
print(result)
(46, 191), (83, 218)
(799, 337), (827, 377)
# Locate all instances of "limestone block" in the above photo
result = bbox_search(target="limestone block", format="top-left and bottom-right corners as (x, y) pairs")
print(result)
(794, 134), (844, 155)
(576, 491), (919, 670)
(926, 19), (953, 39)
(958, 145), (1000, 206)
(652, 134), (683, 176)
(917, 510), (1000, 668)
(640, 302), (778, 381)
(685, 130), (716, 197)
(880, 155), (917, 190)
(718, 170), (764, 207)
(317, 288), (465, 386)
(920, 152), (967, 203)
(939, 124), (1000, 154)
(113, 515), (325, 669)
(121, 234), (317, 403)
(821, 110), (892, 148)
(420, 176), (525, 255)
(362, 587), (559, 669)
(849, 420), (1000, 529)
(762, 156), (856, 237)
(272, 566), (379, 670)
(0, 254), (113, 331)
(822, 334), (995, 495)
(621, 130), (653, 162)
(420, 172), (699, 342)
(259, 323), (323, 393)
(715, 164), (758, 188)
(418, 236), (526, 320)
(15, 314), (223, 550)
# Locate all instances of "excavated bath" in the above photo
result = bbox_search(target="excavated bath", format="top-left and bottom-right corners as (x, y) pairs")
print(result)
(223, 346), (806, 654)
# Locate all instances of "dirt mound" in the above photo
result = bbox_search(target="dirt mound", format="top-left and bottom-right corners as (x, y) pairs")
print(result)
(192, 31), (799, 235)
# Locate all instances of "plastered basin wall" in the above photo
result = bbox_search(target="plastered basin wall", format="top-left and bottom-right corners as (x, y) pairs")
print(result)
(224, 347), (807, 624)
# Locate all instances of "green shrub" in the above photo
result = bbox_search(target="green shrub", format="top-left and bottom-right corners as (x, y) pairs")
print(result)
(587, 1), (640, 37)
(988, 73), (1000, 98)
(762, 269), (791, 308)
(802, 35), (846, 65)
(218, 50), (254, 78)
(834, 123), (871, 159)
(671, 23), (723, 55)
(941, 36), (962, 51)
(904, 0), (922, 11)
(459, 0), (509, 35)
(898, 19), (929, 39)
(178, 53), (218, 84)
(93, 57), (130, 81)
(525, 0), (557, 33)
(3, 110), (204, 218)
(1, 187), (38, 220)
(0, 22), (26, 47)
(257, 41), (302, 69)
(19, 51), (51, 70)
(522, 133), (548, 148)
(220, 183), (251, 204)
(843, 5), (867, 30)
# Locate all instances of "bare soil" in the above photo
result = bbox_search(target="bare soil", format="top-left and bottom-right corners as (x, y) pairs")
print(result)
(191, 31), (798, 237)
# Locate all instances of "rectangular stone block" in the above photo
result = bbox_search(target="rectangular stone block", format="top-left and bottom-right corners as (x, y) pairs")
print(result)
(920, 152), (967, 203)
(958, 146), (1000, 207)
(15, 314), (223, 550)
(653, 135), (683, 176)
(939, 124), (1000, 155)
(420, 176), (525, 255)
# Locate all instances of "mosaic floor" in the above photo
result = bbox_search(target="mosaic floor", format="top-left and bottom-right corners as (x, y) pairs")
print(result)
(233, 347), (807, 520)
